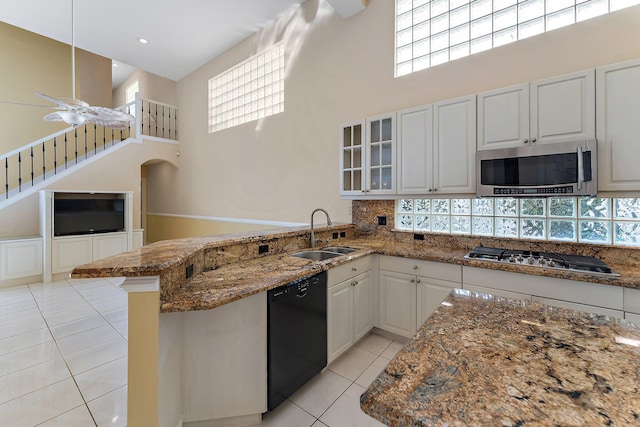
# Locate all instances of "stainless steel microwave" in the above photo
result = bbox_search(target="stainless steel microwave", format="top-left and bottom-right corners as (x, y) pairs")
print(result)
(476, 140), (597, 197)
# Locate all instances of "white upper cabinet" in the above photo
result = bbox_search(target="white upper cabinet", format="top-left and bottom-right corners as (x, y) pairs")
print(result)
(596, 58), (640, 192)
(531, 70), (595, 145)
(340, 120), (365, 196)
(339, 115), (396, 196)
(397, 96), (476, 195)
(433, 95), (477, 194)
(397, 106), (433, 194)
(477, 70), (595, 150)
(477, 84), (529, 150)
(365, 114), (396, 195)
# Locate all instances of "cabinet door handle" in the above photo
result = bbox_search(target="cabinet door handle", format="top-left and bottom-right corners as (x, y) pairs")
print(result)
(428, 188), (432, 192)
(416, 278), (421, 283)
(413, 265), (418, 270)
(410, 279), (415, 283)
(351, 281), (358, 286)
(352, 268), (357, 272)
(531, 137), (537, 143)
(524, 138), (529, 144)
(433, 188), (438, 192)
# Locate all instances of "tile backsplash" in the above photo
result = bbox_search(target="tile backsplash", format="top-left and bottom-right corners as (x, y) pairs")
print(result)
(351, 199), (640, 266)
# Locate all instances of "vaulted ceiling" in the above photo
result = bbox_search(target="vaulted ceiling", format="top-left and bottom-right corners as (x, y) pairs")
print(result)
(0, 0), (307, 87)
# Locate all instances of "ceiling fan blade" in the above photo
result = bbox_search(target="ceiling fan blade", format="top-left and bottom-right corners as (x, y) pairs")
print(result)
(36, 92), (89, 110)
(0, 99), (59, 109)
(85, 116), (131, 129)
(89, 106), (135, 121)
(57, 97), (90, 109)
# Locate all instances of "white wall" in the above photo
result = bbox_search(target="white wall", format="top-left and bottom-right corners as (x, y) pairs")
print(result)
(146, 0), (640, 227)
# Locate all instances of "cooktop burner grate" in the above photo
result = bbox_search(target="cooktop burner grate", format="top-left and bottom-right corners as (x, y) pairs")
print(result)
(464, 246), (619, 276)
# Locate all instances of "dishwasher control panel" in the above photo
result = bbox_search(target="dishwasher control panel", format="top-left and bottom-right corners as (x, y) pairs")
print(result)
(269, 274), (322, 301)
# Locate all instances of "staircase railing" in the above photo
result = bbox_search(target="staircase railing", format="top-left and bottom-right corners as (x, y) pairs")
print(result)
(1, 94), (178, 201)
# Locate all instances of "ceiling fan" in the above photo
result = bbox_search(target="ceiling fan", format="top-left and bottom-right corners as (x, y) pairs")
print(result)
(0, 0), (133, 129)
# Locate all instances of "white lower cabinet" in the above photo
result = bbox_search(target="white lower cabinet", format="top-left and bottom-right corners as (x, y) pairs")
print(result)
(378, 270), (417, 338)
(463, 283), (532, 301)
(378, 256), (462, 338)
(51, 236), (93, 274)
(51, 232), (128, 275)
(417, 279), (461, 326)
(462, 266), (624, 316)
(531, 296), (623, 318)
(0, 238), (43, 281)
(93, 233), (128, 260)
(327, 256), (374, 364)
(624, 287), (640, 326)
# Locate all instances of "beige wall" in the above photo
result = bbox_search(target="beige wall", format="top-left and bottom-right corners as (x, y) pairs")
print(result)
(145, 214), (280, 243)
(147, 0), (640, 229)
(112, 69), (178, 107)
(0, 140), (180, 238)
(0, 22), (112, 154)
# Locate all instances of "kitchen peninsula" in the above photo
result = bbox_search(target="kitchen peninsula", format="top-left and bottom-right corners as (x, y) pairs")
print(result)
(361, 289), (640, 426)
(71, 224), (640, 426)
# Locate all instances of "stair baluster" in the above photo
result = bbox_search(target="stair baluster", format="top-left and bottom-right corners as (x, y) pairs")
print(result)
(30, 147), (34, 186)
(53, 137), (57, 175)
(5, 158), (8, 199)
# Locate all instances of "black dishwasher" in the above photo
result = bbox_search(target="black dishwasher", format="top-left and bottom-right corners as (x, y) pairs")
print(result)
(267, 271), (327, 411)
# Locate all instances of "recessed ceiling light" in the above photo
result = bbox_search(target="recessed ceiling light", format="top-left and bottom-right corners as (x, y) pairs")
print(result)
(112, 62), (119, 67)
(138, 38), (149, 44)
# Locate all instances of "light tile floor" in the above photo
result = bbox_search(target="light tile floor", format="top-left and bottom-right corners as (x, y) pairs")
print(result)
(1, 277), (404, 427)
(263, 333), (406, 427)
(0, 278), (128, 426)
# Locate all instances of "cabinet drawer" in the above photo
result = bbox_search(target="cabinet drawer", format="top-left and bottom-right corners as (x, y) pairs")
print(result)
(379, 255), (461, 283)
(625, 312), (640, 327)
(463, 266), (623, 310)
(328, 256), (373, 286)
(624, 287), (640, 314)
(532, 296), (623, 318)
(463, 284), (532, 301)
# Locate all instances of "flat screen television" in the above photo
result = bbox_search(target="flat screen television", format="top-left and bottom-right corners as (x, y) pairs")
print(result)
(54, 197), (125, 236)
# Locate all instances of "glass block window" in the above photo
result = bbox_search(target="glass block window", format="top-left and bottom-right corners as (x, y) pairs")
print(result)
(395, 0), (640, 77)
(396, 197), (640, 246)
(208, 42), (284, 133)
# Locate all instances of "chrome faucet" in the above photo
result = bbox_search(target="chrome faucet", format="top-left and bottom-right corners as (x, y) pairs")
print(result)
(310, 208), (332, 248)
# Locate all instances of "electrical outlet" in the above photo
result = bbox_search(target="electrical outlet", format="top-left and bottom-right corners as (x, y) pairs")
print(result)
(413, 233), (424, 241)
(340, 231), (346, 238)
(332, 232), (339, 239)
(186, 264), (194, 279)
(378, 216), (387, 226)
(258, 244), (269, 255)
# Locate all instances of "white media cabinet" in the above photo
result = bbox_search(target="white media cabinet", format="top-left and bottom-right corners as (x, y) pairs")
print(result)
(39, 190), (135, 282)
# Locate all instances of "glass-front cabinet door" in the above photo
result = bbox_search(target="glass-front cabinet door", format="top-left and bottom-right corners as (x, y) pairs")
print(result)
(340, 120), (365, 196)
(366, 114), (396, 195)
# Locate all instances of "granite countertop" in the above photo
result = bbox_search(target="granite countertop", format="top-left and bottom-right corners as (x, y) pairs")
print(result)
(71, 227), (640, 313)
(360, 289), (640, 426)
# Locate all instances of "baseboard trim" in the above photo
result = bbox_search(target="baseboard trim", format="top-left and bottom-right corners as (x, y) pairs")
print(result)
(182, 413), (262, 427)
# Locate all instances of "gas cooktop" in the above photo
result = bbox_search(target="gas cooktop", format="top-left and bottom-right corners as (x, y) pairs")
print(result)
(464, 246), (619, 277)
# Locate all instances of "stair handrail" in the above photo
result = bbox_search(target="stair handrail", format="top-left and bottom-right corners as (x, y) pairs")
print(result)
(1, 93), (178, 202)
(0, 125), (76, 162)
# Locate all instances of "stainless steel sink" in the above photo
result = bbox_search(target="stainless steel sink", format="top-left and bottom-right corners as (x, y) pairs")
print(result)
(291, 246), (358, 261)
(321, 246), (358, 254)
(291, 250), (343, 261)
